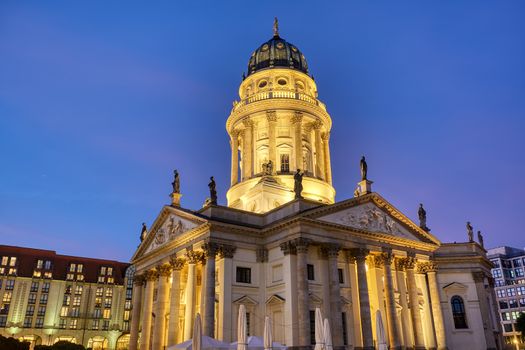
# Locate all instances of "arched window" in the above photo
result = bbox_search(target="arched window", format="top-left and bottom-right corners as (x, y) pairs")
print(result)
(451, 295), (468, 329)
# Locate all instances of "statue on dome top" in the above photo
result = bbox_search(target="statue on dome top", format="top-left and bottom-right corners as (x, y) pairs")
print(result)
(273, 17), (279, 37)
(360, 156), (368, 181)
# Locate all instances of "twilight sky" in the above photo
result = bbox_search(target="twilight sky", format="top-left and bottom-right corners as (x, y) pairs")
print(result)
(1, 1), (524, 261)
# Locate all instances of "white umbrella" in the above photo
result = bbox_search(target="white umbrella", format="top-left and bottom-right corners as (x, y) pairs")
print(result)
(264, 316), (273, 350)
(170, 336), (232, 350)
(375, 310), (388, 350)
(323, 318), (333, 350)
(314, 308), (325, 350)
(193, 313), (203, 350)
(238, 305), (247, 350)
(230, 336), (287, 349)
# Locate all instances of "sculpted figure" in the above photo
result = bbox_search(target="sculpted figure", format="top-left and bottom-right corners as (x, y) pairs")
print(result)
(466, 221), (474, 242)
(208, 176), (217, 205)
(360, 156), (368, 181)
(294, 169), (303, 199)
(140, 223), (147, 242)
(266, 160), (273, 175)
(172, 170), (180, 194)
(418, 203), (429, 231)
(477, 230), (484, 248)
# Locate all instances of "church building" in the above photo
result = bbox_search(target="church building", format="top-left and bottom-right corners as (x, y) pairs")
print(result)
(129, 22), (503, 350)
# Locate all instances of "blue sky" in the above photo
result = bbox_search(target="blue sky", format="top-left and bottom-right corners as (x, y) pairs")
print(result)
(1, 1), (524, 261)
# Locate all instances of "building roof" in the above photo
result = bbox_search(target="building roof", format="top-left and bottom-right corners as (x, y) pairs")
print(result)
(247, 34), (309, 77)
(0, 245), (130, 284)
(487, 246), (525, 259)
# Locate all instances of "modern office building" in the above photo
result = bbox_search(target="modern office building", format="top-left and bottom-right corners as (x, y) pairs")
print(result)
(488, 246), (525, 349)
(0, 245), (132, 349)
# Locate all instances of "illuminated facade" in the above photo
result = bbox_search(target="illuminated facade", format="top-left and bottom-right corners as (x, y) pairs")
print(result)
(0, 245), (132, 349)
(130, 24), (503, 350)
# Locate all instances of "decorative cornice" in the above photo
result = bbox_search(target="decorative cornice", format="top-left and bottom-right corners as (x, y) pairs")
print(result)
(242, 119), (254, 128)
(256, 247), (268, 263)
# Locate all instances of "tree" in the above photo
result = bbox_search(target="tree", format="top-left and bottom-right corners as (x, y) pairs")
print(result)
(0, 334), (30, 350)
(516, 312), (525, 341)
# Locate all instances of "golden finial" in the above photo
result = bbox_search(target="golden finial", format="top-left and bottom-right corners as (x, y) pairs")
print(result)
(273, 17), (279, 37)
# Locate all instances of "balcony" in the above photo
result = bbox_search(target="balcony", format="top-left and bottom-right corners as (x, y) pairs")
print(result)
(232, 90), (326, 112)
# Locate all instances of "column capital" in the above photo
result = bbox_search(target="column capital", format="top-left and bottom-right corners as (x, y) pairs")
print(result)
(291, 111), (303, 124)
(266, 110), (277, 122)
(186, 248), (205, 264)
(321, 132), (330, 142)
(157, 263), (173, 277)
(320, 243), (340, 259)
(242, 119), (254, 128)
(312, 120), (322, 130)
(230, 129), (240, 138)
(133, 274), (146, 286)
(398, 257), (417, 270)
(280, 240), (297, 255)
(293, 238), (312, 254)
(218, 244), (236, 259)
(169, 256), (186, 270)
(144, 269), (159, 282)
(256, 247), (268, 263)
(347, 248), (370, 262)
(373, 252), (393, 268)
(202, 242), (220, 258)
(472, 271), (487, 283)
(417, 261), (438, 274)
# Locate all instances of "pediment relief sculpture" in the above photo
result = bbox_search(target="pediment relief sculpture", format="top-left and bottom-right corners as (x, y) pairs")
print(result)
(145, 214), (197, 254)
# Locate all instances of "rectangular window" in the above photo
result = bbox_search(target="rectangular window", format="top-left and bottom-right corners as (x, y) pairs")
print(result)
(517, 286), (525, 295)
(107, 277), (114, 284)
(507, 288), (516, 297)
(342, 312), (348, 346)
(23, 316), (32, 328)
(42, 282), (50, 293)
(504, 323), (513, 332)
(98, 276), (105, 283)
(103, 309), (111, 319)
(102, 320), (109, 330)
(107, 267), (113, 275)
(104, 298), (112, 308)
(105, 288), (113, 297)
(37, 306), (46, 316)
(497, 289), (506, 298)
(100, 266), (107, 275)
(39, 294), (48, 305)
(44, 260), (52, 270)
(516, 268), (524, 277)
(59, 318), (66, 329)
(123, 321), (130, 332)
(125, 300), (132, 310)
(28, 293), (37, 304)
(492, 269), (502, 278)
(9, 257), (17, 267)
(499, 301), (509, 309)
(0, 315), (6, 327)
(3, 292), (12, 303)
(26, 305), (35, 316)
(36, 260), (43, 269)
(69, 263), (76, 272)
(246, 312), (251, 336)
(77, 264), (83, 273)
(338, 268), (344, 284)
(73, 296), (81, 307)
(70, 319), (78, 329)
(501, 312), (510, 321)
(309, 310), (315, 345)
(75, 285), (83, 295)
(0, 304), (8, 315)
(1, 257), (7, 265)
(92, 319), (100, 330)
(96, 287), (104, 297)
(60, 307), (69, 317)
(509, 300), (518, 308)
(71, 307), (80, 317)
(236, 267), (251, 284)
(513, 259), (522, 267)
(123, 310), (131, 321)
(66, 273), (74, 281)
(33, 270), (42, 278)
(307, 264), (315, 281)
(5, 280), (14, 290)
(280, 154), (290, 173)
(35, 317), (44, 328)
(63, 295), (71, 306)
(93, 308), (102, 319)
(30, 282), (39, 292)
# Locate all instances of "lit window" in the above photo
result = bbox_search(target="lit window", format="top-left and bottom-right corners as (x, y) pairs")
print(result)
(44, 260), (52, 270)
(104, 298), (112, 308)
(507, 288), (516, 297)
(123, 310), (130, 321)
(25, 305), (35, 316)
(70, 319), (78, 329)
(73, 296), (81, 307)
(102, 320), (110, 330)
(9, 257), (17, 267)
(30, 282), (39, 292)
(451, 295), (468, 329)
(63, 295), (71, 306)
(39, 294), (48, 305)
(1, 257), (7, 265)
(98, 276), (105, 283)
(107, 267), (113, 275)
(75, 285), (83, 295)
(107, 277), (114, 284)
(93, 309), (102, 319)
(66, 273), (75, 281)
(103, 309), (111, 319)
(5, 280), (14, 290)
(100, 267), (107, 275)
(69, 263), (76, 272)
(280, 154), (290, 173)
(92, 319), (100, 330)
(33, 270), (42, 278)
(37, 306), (46, 316)
(43, 271), (52, 279)
(96, 287), (104, 297)
(42, 282), (50, 293)
(105, 289), (113, 297)
(3, 292), (12, 303)
(60, 307), (69, 317)
(36, 260), (43, 269)
(28, 293), (37, 304)
(59, 318), (66, 329)
(77, 264), (83, 273)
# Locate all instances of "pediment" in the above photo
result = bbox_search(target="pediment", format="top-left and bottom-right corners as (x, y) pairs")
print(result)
(443, 282), (468, 295)
(310, 194), (440, 245)
(266, 294), (285, 305)
(132, 206), (207, 261)
(233, 295), (258, 305)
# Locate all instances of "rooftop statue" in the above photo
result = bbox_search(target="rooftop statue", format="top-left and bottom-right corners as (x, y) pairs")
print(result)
(477, 230), (484, 249)
(140, 223), (148, 242)
(418, 203), (430, 231)
(294, 169), (303, 199)
(172, 170), (180, 194)
(360, 156), (368, 181)
(466, 221), (474, 242)
(273, 17), (279, 37)
(208, 176), (218, 205)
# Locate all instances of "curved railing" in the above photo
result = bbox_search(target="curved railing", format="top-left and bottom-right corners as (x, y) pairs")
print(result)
(232, 90), (326, 112)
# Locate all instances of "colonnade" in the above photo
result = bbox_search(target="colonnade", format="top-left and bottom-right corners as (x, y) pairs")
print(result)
(129, 243), (236, 350)
(280, 240), (447, 350)
(229, 111), (332, 185)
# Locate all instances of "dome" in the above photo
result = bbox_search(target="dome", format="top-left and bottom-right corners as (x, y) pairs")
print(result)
(247, 32), (309, 77)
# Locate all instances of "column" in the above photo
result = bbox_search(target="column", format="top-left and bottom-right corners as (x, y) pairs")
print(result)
(402, 257), (425, 350)
(416, 264), (436, 349)
(139, 269), (157, 350)
(280, 240), (299, 346)
(349, 248), (374, 350)
(292, 112), (303, 171)
(152, 264), (172, 350)
(184, 249), (203, 340)
(394, 259), (412, 348)
(345, 252), (362, 348)
(230, 130), (239, 186)
(203, 242), (218, 337)
(379, 252), (402, 350)
(218, 244), (236, 342)
(129, 275), (144, 350)
(242, 120), (253, 180)
(322, 132), (332, 185)
(167, 258), (186, 347)
(313, 122), (325, 179)
(324, 244), (343, 346)
(267, 111), (277, 172)
(294, 238), (311, 346)
(424, 262), (447, 350)
(318, 248), (331, 317)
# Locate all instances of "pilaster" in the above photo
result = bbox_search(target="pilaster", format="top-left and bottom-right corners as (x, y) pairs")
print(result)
(292, 112), (303, 171)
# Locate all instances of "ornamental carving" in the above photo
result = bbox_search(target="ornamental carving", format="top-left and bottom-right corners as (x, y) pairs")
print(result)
(374, 252), (393, 268)
(416, 261), (438, 274)
(293, 238), (312, 254)
(202, 242), (219, 257)
(347, 248), (369, 262)
(144, 269), (159, 281)
(291, 111), (303, 124)
(266, 111), (277, 122)
(155, 228), (166, 245)
(280, 241), (297, 255)
(170, 257), (186, 270)
(472, 271), (487, 283)
(157, 263), (172, 277)
(397, 257), (416, 270)
(168, 218), (186, 240)
(186, 249), (205, 264)
(218, 244), (237, 259)
(133, 274), (146, 286)
(319, 243), (340, 259)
